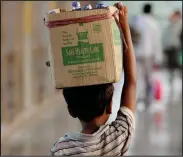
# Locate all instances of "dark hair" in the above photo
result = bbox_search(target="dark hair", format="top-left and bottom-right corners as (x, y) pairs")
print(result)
(143, 4), (152, 14)
(63, 83), (114, 122)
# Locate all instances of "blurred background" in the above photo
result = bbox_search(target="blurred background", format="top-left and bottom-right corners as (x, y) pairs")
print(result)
(1, 1), (182, 155)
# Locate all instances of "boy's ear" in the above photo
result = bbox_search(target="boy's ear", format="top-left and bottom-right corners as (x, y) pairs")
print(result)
(106, 102), (112, 114)
(68, 106), (77, 118)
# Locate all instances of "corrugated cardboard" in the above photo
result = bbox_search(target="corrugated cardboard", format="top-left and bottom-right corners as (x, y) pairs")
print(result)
(46, 6), (123, 88)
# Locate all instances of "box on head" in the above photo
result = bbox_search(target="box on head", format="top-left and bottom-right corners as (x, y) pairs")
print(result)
(44, 2), (125, 88)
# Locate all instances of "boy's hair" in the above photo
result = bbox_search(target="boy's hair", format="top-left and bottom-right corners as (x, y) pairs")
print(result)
(143, 3), (152, 14)
(63, 83), (114, 122)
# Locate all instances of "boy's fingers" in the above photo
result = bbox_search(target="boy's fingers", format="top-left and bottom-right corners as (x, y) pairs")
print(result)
(117, 4), (128, 16)
(116, 3), (128, 12)
(119, 11), (124, 19)
(124, 6), (128, 14)
(114, 2), (122, 10)
(117, 2), (123, 11)
(119, 6), (128, 17)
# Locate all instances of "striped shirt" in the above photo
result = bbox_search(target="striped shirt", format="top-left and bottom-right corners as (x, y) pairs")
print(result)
(50, 106), (135, 156)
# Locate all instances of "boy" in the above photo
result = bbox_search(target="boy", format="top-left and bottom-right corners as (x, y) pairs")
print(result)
(50, 3), (136, 156)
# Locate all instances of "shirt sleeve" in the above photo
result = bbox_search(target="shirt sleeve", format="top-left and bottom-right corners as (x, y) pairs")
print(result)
(113, 106), (135, 154)
(115, 106), (135, 132)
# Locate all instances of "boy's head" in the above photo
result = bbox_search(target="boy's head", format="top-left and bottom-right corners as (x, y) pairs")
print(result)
(63, 83), (114, 122)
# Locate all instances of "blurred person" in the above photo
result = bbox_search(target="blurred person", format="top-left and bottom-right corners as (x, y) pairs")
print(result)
(163, 10), (182, 86)
(132, 3), (162, 109)
(129, 17), (141, 46)
(50, 4), (136, 156)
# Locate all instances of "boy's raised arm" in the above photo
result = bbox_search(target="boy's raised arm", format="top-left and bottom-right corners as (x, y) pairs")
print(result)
(117, 4), (136, 113)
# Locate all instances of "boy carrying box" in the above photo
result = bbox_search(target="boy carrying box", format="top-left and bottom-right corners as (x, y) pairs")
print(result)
(50, 3), (136, 156)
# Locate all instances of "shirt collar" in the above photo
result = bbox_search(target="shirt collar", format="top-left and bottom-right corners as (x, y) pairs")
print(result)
(64, 124), (109, 142)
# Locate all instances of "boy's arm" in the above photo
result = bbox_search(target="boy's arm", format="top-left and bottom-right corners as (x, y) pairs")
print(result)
(118, 4), (136, 113)
(109, 5), (136, 154)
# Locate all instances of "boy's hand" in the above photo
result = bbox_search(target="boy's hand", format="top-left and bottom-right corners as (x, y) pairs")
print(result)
(116, 3), (128, 27)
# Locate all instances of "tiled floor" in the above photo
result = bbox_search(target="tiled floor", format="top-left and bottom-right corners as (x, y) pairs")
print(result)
(128, 69), (182, 155)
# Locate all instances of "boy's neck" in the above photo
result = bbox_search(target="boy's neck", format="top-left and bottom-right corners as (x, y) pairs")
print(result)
(80, 115), (109, 134)
(81, 121), (100, 134)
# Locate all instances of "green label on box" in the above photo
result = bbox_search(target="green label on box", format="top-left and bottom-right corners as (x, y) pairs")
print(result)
(62, 31), (104, 66)
(112, 20), (121, 46)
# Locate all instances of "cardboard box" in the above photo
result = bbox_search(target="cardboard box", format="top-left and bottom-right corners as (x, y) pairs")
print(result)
(46, 6), (123, 88)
